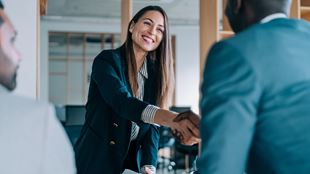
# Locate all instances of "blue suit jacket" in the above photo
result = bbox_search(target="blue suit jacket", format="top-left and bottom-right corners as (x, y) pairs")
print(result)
(74, 45), (160, 174)
(198, 18), (310, 174)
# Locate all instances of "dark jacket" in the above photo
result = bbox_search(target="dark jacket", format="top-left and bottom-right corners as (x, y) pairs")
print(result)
(74, 45), (160, 174)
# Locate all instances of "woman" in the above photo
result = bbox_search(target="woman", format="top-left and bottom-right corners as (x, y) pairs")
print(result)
(74, 5), (199, 174)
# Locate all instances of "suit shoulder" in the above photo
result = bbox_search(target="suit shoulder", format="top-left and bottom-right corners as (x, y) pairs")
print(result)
(92, 47), (125, 73)
(7, 94), (52, 117)
(224, 18), (302, 45)
(214, 23), (267, 58)
(6, 94), (49, 107)
(0, 94), (55, 130)
(207, 38), (252, 70)
(94, 47), (123, 64)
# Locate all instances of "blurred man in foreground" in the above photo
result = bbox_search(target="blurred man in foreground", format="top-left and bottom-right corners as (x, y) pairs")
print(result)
(0, 1), (76, 173)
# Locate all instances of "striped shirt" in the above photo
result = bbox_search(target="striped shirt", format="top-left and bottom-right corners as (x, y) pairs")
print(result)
(130, 58), (159, 141)
(130, 58), (159, 173)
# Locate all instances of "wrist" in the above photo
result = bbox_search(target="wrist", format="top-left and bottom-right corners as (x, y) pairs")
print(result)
(166, 112), (178, 127)
(154, 109), (178, 127)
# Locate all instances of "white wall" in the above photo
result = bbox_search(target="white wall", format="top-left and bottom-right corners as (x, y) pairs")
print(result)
(40, 17), (122, 101)
(41, 17), (200, 111)
(171, 26), (199, 113)
(4, 0), (38, 99)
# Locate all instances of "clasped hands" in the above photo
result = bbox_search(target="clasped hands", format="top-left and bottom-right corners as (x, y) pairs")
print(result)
(170, 110), (201, 145)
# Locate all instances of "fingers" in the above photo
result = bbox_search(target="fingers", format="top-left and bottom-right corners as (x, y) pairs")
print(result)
(172, 119), (201, 145)
(171, 128), (183, 142)
(179, 118), (200, 138)
(173, 110), (200, 129)
(181, 120), (200, 145)
(173, 110), (192, 122)
(144, 167), (153, 174)
(186, 119), (200, 138)
(170, 110), (201, 145)
(188, 112), (200, 129)
(191, 127), (200, 138)
(175, 129), (200, 145)
(182, 136), (201, 146)
(141, 165), (155, 174)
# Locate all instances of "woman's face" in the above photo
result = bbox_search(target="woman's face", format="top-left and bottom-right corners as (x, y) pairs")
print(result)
(129, 10), (165, 54)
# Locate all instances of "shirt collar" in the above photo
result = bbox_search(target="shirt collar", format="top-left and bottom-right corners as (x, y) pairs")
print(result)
(0, 84), (9, 93)
(139, 58), (148, 79)
(260, 13), (287, 24)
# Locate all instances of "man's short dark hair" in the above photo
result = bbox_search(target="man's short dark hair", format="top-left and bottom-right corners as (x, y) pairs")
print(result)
(0, 1), (3, 9)
(0, 1), (4, 25)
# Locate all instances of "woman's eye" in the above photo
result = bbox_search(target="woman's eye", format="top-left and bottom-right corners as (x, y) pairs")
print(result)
(144, 21), (151, 25)
(157, 28), (164, 33)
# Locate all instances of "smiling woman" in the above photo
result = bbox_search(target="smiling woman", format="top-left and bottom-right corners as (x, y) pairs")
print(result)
(125, 7), (173, 106)
(74, 5), (200, 174)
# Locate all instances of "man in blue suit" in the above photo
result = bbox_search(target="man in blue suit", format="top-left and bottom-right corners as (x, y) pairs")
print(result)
(198, 0), (310, 173)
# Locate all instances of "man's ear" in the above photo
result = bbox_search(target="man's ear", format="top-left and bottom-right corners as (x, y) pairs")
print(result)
(233, 0), (243, 14)
(129, 21), (135, 33)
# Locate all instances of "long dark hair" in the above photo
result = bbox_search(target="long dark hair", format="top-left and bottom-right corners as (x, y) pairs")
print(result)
(124, 5), (174, 109)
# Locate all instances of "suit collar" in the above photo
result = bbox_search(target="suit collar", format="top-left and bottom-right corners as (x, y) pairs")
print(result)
(116, 45), (157, 104)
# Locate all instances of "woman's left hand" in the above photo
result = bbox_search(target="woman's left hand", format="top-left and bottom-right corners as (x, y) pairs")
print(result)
(141, 165), (156, 174)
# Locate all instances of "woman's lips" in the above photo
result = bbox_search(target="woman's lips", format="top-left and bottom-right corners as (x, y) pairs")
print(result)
(142, 35), (154, 44)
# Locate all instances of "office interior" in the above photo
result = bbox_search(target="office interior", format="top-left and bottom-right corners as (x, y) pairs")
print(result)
(4, 0), (310, 173)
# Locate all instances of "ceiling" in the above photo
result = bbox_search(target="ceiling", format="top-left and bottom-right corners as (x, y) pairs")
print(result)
(47, 0), (199, 25)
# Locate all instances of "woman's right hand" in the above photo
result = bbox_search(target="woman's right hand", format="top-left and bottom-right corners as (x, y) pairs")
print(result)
(171, 112), (201, 145)
(153, 109), (201, 145)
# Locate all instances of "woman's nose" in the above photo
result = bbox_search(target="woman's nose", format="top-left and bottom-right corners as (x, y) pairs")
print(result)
(148, 26), (156, 35)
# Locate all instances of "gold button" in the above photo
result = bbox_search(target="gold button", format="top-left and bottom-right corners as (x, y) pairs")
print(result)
(110, 141), (116, 145)
(113, 123), (118, 127)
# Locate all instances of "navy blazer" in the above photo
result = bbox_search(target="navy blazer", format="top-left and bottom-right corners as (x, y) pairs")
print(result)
(198, 18), (310, 174)
(74, 45), (160, 174)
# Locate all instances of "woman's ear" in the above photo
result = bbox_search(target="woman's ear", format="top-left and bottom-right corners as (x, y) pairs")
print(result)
(129, 22), (135, 33)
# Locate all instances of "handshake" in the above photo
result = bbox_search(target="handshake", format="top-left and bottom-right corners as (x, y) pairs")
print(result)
(170, 110), (201, 146)
(154, 109), (201, 146)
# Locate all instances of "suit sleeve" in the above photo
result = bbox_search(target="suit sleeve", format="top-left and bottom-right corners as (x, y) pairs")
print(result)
(140, 125), (160, 167)
(197, 41), (261, 174)
(91, 52), (149, 122)
(41, 105), (76, 174)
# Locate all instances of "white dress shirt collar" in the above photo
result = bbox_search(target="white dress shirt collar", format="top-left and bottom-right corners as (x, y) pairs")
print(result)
(260, 13), (287, 24)
(139, 58), (148, 79)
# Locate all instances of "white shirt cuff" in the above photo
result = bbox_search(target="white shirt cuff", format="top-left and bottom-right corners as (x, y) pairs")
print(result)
(141, 105), (159, 125)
